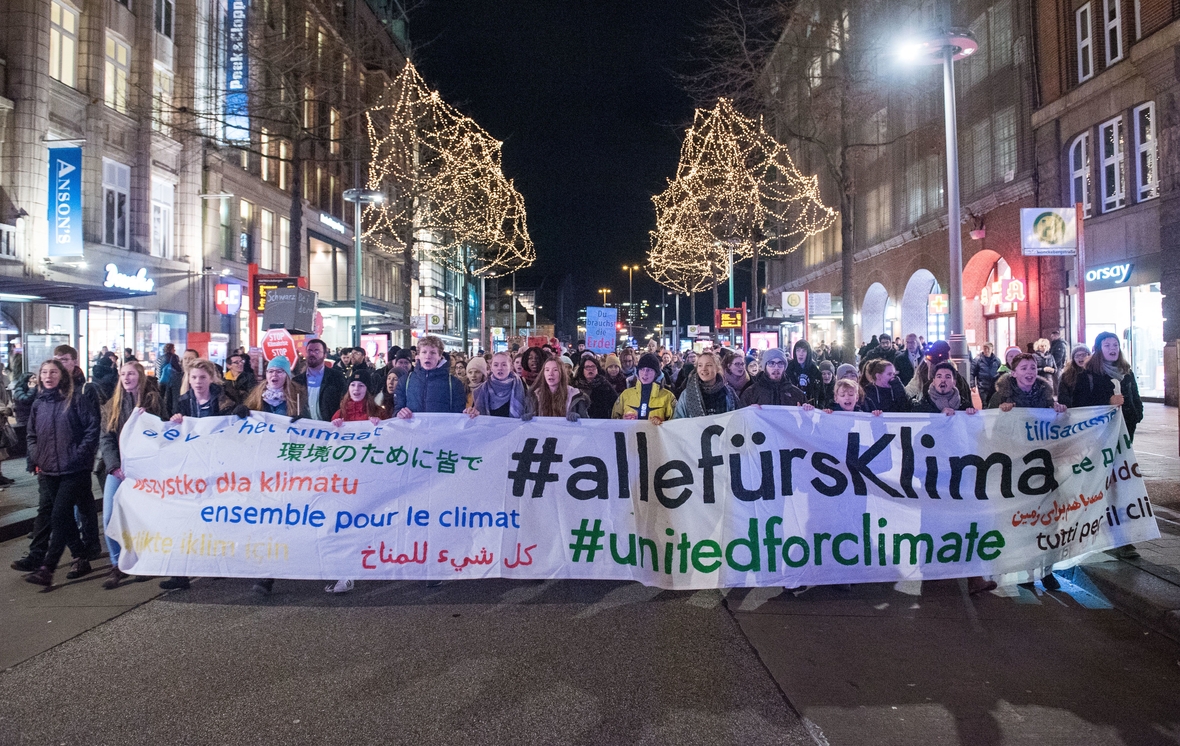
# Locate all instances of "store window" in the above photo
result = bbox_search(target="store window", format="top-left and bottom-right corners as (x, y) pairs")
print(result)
(1133, 102), (1158, 201)
(50, 1), (78, 87)
(981, 257), (1018, 351)
(151, 179), (175, 258)
(1085, 282), (1163, 398)
(88, 305), (136, 367)
(309, 235), (348, 301)
(104, 34), (131, 113)
(239, 199), (254, 263)
(103, 160), (130, 249)
(136, 311), (186, 367)
(1099, 116), (1125, 212)
(279, 217), (291, 274)
(1069, 132), (1091, 216)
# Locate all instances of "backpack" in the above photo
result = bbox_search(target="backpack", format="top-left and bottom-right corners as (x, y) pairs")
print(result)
(159, 359), (173, 385)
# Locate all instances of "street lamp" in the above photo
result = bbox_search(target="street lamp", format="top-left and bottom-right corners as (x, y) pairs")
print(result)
(599, 288), (611, 306)
(623, 264), (640, 330)
(897, 29), (977, 371)
(342, 188), (385, 347)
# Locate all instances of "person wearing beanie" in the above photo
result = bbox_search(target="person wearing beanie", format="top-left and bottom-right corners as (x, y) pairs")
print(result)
(612, 351), (676, 422)
(558, 355), (574, 378)
(740, 348), (807, 407)
(835, 363), (858, 381)
(817, 360), (836, 407)
(970, 342), (1001, 407)
(1055, 344), (1090, 407)
(603, 353), (628, 394)
(786, 340), (824, 404)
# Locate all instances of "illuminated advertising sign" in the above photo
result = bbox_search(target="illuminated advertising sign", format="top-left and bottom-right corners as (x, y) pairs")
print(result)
(215, 283), (243, 315)
(253, 276), (299, 313)
(47, 147), (83, 257)
(224, 0), (249, 141)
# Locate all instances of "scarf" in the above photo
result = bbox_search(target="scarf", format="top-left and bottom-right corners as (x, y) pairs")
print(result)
(682, 372), (730, 418)
(262, 386), (286, 407)
(1102, 362), (1125, 381)
(477, 374), (525, 418)
(926, 384), (961, 412)
(724, 369), (748, 392)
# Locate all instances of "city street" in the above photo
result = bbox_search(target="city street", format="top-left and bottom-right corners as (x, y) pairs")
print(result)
(2, 539), (1179, 744)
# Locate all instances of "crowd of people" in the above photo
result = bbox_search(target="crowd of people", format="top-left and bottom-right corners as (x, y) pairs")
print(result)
(8, 328), (1144, 597)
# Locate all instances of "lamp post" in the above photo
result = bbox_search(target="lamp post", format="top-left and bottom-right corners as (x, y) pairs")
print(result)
(897, 30), (978, 373)
(342, 188), (384, 347)
(623, 264), (639, 331)
(599, 288), (611, 306)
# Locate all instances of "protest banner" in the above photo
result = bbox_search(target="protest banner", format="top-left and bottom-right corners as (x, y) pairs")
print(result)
(109, 406), (1158, 589)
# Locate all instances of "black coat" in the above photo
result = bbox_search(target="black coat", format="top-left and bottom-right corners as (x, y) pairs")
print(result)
(91, 357), (118, 401)
(893, 350), (924, 385)
(12, 373), (37, 425)
(863, 378), (912, 413)
(576, 376), (619, 420)
(971, 353), (1001, 389)
(295, 364), (348, 421)
(99, 387), (164, 474)
(1069, 369), (1144, 436)
(173, 384), (234, 418)
(739, 372), (807, 407)
(27, 388), (100, 476)
(786, 359), (823, 404)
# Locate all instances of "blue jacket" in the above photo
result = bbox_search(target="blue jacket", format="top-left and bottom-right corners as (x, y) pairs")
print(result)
(394, 362), (467, 414)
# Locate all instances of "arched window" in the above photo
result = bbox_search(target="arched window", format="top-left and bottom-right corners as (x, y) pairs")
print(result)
(1070, 132), (1091, 217)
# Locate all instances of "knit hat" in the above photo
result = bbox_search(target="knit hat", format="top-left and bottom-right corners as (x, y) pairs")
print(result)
(468, 357), (488, 376)
(266, 356), (292, 378)
(1070, 344), (1089, 361)
(393, 348), (413, 362)
(836, 363), (858, 381)
(760, 348), (787, 367)
(1004, 346), (1023, 365)
(559, 355), (574, 368)
(346, 368), (372, 395)
(926, 340), (951, 365)
(1092, 331), (1119, 354)
(818, 360), (835, 374)
(637, 352), (662, 373)
(604, 353), (621, 369)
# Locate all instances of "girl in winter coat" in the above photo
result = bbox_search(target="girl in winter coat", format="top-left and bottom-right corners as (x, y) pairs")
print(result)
(99, 361), (164, 589)
(1070, 332), (1144, 438)
(823, 378), (866, 413)
(519, 347), (548, 389)
(23, 360), (101, 587)
(861, 360), (912, 414)
(243, 357), (309, 419)
(1055, 345), (1090, 407)
(573, 355), (619, 420)
(603, 354), (629, 394)
(722, 351), (750, 394)
(674, 352), (740, 418)
(376, 369), (399, 416)
(785, 340), (824, 404)
(331, 372), (387, 426)
(468, 352), (528, 417)
(524, 359), (589, 421)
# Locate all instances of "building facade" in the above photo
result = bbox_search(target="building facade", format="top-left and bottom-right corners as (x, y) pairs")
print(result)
(0, 0), (409, 375)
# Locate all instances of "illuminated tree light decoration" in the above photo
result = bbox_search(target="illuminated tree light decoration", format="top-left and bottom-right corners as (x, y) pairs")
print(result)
(648, 98), (836, 294)
(365, 62), (535, 278)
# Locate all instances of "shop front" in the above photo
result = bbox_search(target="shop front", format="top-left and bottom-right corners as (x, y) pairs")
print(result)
(1082, 256), (1163, 399)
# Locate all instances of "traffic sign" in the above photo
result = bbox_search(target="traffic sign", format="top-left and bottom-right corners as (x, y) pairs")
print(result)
(261, 327), (297, 367)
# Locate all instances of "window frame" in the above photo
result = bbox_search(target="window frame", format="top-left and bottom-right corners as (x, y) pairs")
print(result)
(155, 0), (174, 39)
(102, 159), (131, 249)
(1076, 3), (1093, 83)
(1133, 102), (1158, 201)
(1069, 132), (1092, 217)
(152, 65), (174, 133)
(1103, 0), (1122, 66)
(49, 1), (79, 88)
(104, 34), (132, 114)
(150, 179), (176, 259)
(1099, 116), (1126, 212)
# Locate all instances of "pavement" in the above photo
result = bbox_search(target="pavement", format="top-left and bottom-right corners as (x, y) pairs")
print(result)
(1, 405), (1179, 744)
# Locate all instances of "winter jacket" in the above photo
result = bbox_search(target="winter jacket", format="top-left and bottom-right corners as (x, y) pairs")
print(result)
(575, 375), (619, 420)
(674, 372), (741, 418)
(862, 378), (912, 413)
(604, 370), (629, 395)
(223, 367), (258, 408)
(91, 356), (118, 401)
(861, 345), (896, 365)
(99, 386), (164, 474)
(1049, 338), (1068, 370)
(786, 359), (823, 404)
(12, 373), (37, 425)
(173, 384), (235, 419)
(612, 380), (677, 421)
(971, 353), (1001, 391)
(27, 388), (100, 476)
(892, 349), (925, 386)
(295, 364), (347, 421)
(739, 372), (808, 407)
(1033, 351), (1058, 380)
(912, 387), (973, 414)
(394, 362), (467, 414)
(986, 373), (1056, 410)
(331, 397), (376, 422)
(1069, 368), (1144, 436)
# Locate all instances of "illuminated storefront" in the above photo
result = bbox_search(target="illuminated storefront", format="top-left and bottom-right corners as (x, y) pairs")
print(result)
(1083, 257), (1163, 398)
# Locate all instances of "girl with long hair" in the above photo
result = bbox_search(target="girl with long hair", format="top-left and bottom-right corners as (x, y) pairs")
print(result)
(572, 355), (619, 420)
(243, 357), (309, 418)
(99, 362), (163, 589)
(331, 371), (387, 426)
(1055, 345), (1090, 407)
(524, 359), (588, 420)
(23, 360), (102, 586)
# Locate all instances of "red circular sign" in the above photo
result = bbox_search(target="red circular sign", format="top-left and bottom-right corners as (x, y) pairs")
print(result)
(261, 328), (297, 366)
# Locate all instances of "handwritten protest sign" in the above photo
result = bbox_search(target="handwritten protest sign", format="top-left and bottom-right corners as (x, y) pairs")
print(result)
(109, 406), (1158, 589)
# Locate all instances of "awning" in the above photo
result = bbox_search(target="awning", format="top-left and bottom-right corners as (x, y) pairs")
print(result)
(0, 276), (156, 304)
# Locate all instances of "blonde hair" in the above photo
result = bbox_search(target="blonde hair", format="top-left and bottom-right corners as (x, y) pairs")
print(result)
(1033, 338), (1050, 353)
(180, 359), (223, 395)
(244, 369), (307, 413)
(105, 361), (153, 431)
(833, 378), (862, 400)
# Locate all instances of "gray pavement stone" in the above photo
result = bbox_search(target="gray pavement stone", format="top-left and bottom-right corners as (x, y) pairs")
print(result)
(0, 576), (818, 746)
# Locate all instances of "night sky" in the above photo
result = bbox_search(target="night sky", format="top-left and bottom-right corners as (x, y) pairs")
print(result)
(408, 0), (722, 334)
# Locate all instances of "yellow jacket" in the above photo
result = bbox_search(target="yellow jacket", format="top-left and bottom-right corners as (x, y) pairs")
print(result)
(611, 380), (676, 421)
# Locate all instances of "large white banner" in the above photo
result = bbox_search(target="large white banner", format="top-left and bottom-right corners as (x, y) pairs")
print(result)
(109, 406), (1159, 589)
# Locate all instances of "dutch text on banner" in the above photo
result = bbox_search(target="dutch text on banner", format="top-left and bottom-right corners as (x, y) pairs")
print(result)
(108, 406), (1159, 589)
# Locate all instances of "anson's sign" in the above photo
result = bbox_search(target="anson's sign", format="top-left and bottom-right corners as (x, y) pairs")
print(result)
(48, 147), (83, 257)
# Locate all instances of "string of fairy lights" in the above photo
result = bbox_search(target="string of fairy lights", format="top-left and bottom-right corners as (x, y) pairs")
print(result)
(364, 62), (535, 278)
(648, 98), (837, 295)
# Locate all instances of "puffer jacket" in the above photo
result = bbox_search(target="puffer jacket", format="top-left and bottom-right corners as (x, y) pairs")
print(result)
(27, 388), (100, 475)
(986, 373), (1056, 410)
(394, 361), (467, 414)
(611, 380), (677, 420)
(739, 372), (807, 407)
(12, 373), (37, 425)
